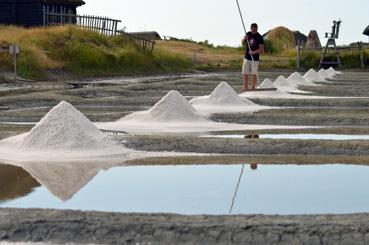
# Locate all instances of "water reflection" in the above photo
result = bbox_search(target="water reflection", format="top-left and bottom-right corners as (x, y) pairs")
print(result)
(229, 164), (258, 214)
(3, 163), (369, 215)
(0, 161), (112, 202)
(0, 164), (40, 203)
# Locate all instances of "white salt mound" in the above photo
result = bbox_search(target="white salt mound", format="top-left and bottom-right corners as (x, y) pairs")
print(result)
(122, 90), (209, 122)
(274, 75), (296, 88)
(318, 69), (334, 79)
(304, 69), (326, 82)
(258, 79), (276, 89)
(328, 67), (342, 75)
(287, 72), (318, 86)
(190, 81), (256, 106)
(17, 101), (121, 152)
(274, 75), (311, 94)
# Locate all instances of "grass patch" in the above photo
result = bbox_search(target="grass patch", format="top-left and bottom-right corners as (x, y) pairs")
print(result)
(289, 50), (369, 69)
(0, 25), (192, 79)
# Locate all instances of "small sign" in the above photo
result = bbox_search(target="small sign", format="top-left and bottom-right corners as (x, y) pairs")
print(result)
(9, 44), (20, 54)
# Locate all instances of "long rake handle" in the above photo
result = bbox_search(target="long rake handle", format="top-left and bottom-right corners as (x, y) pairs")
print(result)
(236, 0), (260, 85)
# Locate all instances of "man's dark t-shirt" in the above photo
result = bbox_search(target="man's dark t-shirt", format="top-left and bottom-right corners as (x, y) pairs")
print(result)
(244, 31), (264, 61)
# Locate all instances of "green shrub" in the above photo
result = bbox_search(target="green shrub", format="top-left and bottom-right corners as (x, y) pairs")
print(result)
(299, 51), (321, 68)
(264, 39), (277, 54)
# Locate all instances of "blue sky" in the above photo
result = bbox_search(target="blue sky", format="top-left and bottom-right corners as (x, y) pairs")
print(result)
(80, 0), (369, 47)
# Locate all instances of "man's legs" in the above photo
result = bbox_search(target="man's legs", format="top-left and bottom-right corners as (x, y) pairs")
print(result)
(252, 75), (257, 90)
(250, 61), (259, 90)
(242, 59), (251, 92)
(242, 75), (249, 92)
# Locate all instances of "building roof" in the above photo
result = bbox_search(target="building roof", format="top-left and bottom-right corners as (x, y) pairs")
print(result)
(293, 31), (307, 43)
(364, 25), (369, 36)
(41, 0), (85, 6)
(128, 31), (162, 40)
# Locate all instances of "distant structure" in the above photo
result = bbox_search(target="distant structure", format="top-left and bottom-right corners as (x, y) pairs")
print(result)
(320, 20), (342, 68)
(0, 0), (85, 27)
(128, 32), (162, 41)
(305, 30), (322, 49)
(293, 31), (307, 46)
(364, 25), (369, 36)
(263, 27), (307, 48)
(262, 26), (296, 51)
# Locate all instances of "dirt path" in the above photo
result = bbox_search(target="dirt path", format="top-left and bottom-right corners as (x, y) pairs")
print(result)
(2, 208), (369, 244)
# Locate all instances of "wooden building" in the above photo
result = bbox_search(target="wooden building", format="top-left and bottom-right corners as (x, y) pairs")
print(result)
(128, 31), (162, 41)
(293, 31), (307, 46)
(305, 30), (322, 49)
(0, 0), (85, 27)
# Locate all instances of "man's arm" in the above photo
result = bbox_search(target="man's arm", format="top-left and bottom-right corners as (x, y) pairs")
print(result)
(249, 44), (264, 55)
(242, 35), (249, 46)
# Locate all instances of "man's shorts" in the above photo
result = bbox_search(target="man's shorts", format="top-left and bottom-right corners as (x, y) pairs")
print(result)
(242, 59), (259, 75)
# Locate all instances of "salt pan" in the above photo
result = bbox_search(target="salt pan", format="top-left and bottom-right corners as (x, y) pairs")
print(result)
(97, 90), (306, 134)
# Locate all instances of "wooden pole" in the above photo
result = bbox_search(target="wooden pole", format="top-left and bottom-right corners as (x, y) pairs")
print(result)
(359, 42), (365, 69)
(297, 41), (301, 70)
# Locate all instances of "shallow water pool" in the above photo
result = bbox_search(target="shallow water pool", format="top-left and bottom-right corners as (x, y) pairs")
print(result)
(202, 134), (369, 140)
(1, 163), (369, 215)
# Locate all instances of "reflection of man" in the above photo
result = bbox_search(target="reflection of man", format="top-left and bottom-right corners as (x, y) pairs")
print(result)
(241, 23), (265, 92)
(250, 163), (258, 170)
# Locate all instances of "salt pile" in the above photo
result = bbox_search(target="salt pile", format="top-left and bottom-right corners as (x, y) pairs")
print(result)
(318, 69), (335, 80)
(17, 101), (121, 152)
(258, 79), (276, 89)
(190, 82), (256, 106)
(287, 72), (318, 86)
(0, 101), (129, 163)
(304, 69), (327, 82)
(274, 75), (311, 94)
(97, 89), (304, 134)
(122, 90), (209, 122)
(189, 82), (266, 114)
(328, 67), (343, 75)
(274, 75), (294, 88)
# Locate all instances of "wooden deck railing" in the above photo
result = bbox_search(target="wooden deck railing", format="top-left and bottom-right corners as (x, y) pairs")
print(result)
(43, 13), (121, 36)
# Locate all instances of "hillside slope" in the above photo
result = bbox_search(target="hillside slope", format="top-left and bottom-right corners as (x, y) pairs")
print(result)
(0, 26), (192, 79)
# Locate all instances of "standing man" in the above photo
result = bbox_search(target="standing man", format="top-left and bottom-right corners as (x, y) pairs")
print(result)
(242, 23), (264, 92)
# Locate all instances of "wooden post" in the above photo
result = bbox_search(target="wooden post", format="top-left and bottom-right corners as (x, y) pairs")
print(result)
(359, 42), (365, 69)
(296, 40), (301, 70)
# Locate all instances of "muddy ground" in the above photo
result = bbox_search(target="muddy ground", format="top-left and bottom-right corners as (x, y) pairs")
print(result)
(0, 70), (368, 157)
(2, 208), (369, 245)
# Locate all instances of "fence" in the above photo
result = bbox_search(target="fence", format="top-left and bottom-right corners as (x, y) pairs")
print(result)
(43, 13), (121, 36)
(116, 31), (155, 53)
(301, 45), (369, 55)
(297, 42), (368, 69)
(43, 13), (155, 53)
(0, 43), (19, 80)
